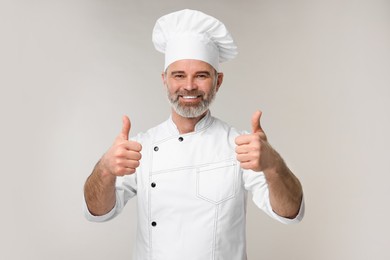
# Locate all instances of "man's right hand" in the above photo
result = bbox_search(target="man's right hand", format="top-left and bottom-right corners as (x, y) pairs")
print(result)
(99, 115), (142, 177)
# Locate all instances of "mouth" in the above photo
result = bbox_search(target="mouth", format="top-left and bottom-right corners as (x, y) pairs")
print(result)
(178, 95), (202, 103)
(181, 95), (201, 99)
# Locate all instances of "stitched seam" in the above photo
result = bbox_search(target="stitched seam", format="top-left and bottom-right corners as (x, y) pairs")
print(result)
(196, 162), (238, 204)
(149, 142), (153, 260)
(212, 205), (219, 260)
(153, 124), (210, 145)
(148, 176), (153, 259)
(153, 116), (215, 146)
(151, 158), (235, 175)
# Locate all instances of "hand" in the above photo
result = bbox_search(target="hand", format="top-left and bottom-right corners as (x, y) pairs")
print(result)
(235, 111), (276, 172)
(100, 115), (142, 177)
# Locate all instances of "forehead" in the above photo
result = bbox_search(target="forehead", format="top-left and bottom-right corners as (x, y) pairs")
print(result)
(167, 59), (214, 73)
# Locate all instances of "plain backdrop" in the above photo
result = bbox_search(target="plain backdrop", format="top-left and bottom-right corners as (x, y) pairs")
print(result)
(1, 0), (389, 259)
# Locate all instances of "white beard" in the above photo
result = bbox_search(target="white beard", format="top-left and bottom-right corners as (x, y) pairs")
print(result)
(166, 84), (217, 118)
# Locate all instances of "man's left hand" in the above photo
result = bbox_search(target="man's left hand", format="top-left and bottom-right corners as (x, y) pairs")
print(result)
(235, 111), (278, 172)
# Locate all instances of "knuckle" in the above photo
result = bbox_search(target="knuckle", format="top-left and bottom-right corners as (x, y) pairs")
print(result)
(130, 141), (142, 152)
(253, 135), (261, 143)
(114, 149), (123, 157)
(133, 152), (142, 160)
(113, 166), (123, 176)
(114, 158), (122, 166)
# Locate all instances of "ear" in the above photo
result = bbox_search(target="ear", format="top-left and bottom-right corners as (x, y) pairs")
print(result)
(161, 71), (166, 84)
(216, 72), (224, 92)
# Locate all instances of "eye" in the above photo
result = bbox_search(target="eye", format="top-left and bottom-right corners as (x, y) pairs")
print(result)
(173, 74), (185, 79)
(196, 74), (209, 79)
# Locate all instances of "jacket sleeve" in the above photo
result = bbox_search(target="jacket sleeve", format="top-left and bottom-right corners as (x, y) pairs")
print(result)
(242, 169), (304, 224)
(83, 172), (138, 222)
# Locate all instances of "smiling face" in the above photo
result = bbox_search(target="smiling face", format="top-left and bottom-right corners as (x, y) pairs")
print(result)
(163, 59), (223, 119)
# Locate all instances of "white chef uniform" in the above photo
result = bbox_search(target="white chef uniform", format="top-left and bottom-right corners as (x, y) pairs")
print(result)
(84, 9), (304, 260)
(84, 112), (304, 260)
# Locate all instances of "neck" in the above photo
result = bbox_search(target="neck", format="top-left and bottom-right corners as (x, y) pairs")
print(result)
(171, 109), (208, 134)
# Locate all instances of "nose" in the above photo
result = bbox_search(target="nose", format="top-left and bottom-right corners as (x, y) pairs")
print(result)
(183, 76), (198, 91)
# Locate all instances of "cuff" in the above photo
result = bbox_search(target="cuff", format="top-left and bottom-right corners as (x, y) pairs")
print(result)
(82, 194), (120, 222)
(268, 195), (305, 224)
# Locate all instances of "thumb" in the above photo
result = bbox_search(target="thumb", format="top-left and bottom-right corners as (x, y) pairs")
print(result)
(120, 115), (131, 140)
(251, 110), (263, 134)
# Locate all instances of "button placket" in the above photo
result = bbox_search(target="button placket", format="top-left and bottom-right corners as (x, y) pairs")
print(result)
(151, 145), (159, 230)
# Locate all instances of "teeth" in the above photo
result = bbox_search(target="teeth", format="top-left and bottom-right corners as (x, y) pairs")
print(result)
(182, 96), (198, 99)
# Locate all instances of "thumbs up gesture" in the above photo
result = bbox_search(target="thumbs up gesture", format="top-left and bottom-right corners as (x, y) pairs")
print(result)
(100, 115), (142, 177)
(235, 111), (278, 172)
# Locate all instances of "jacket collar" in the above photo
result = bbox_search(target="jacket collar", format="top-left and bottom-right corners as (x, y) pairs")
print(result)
(168, 111), (214, 135)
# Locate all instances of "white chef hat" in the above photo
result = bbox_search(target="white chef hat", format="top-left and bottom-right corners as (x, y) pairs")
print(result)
(152, 9), (238, 71)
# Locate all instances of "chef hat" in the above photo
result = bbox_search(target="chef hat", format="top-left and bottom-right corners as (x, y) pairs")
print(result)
(152, 9), (238, 71)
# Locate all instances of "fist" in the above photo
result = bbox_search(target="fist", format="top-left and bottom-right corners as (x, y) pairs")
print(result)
(235, 111), (275, 172)
(100, 115), (142, 176)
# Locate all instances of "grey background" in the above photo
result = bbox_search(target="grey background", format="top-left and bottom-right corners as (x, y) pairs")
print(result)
(1, 0), (389, 259)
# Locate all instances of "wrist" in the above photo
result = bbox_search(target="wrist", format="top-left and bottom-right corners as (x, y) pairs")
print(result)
(94, 159), (116, 183)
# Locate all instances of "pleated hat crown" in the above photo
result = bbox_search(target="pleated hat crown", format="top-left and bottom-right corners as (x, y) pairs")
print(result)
(152, 9), (238, 71)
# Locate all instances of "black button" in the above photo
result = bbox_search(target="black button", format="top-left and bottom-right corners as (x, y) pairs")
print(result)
(151, 182), (156, 188)
(151, 221), (157, 227)
(178, 137), (184, 142)
(154, 146), (159, 151)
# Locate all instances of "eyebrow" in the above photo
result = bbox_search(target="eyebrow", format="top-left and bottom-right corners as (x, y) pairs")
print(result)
(196, 71), (212, 75)
(170, 71), (185, 75)
(170, 71), (212, 76)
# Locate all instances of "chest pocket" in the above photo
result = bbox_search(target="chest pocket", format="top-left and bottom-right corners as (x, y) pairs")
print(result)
(196, 160), (238, 204)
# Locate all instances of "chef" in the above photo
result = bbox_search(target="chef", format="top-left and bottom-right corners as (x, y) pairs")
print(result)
(84, 9), (304, 260)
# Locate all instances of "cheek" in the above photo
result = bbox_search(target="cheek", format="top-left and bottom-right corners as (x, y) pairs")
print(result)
(201, 83), (216, 94)
(168, 82), (185, 94)
(165, 84), (178, 98)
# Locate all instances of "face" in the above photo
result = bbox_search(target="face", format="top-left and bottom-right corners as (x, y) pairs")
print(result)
(162, 59), (223, 119)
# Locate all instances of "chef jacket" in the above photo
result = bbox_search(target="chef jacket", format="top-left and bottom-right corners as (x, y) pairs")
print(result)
(84, 112), (304, 260)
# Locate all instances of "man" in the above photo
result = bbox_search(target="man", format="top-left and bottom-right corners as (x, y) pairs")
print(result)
(84, 9), (304, 260)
